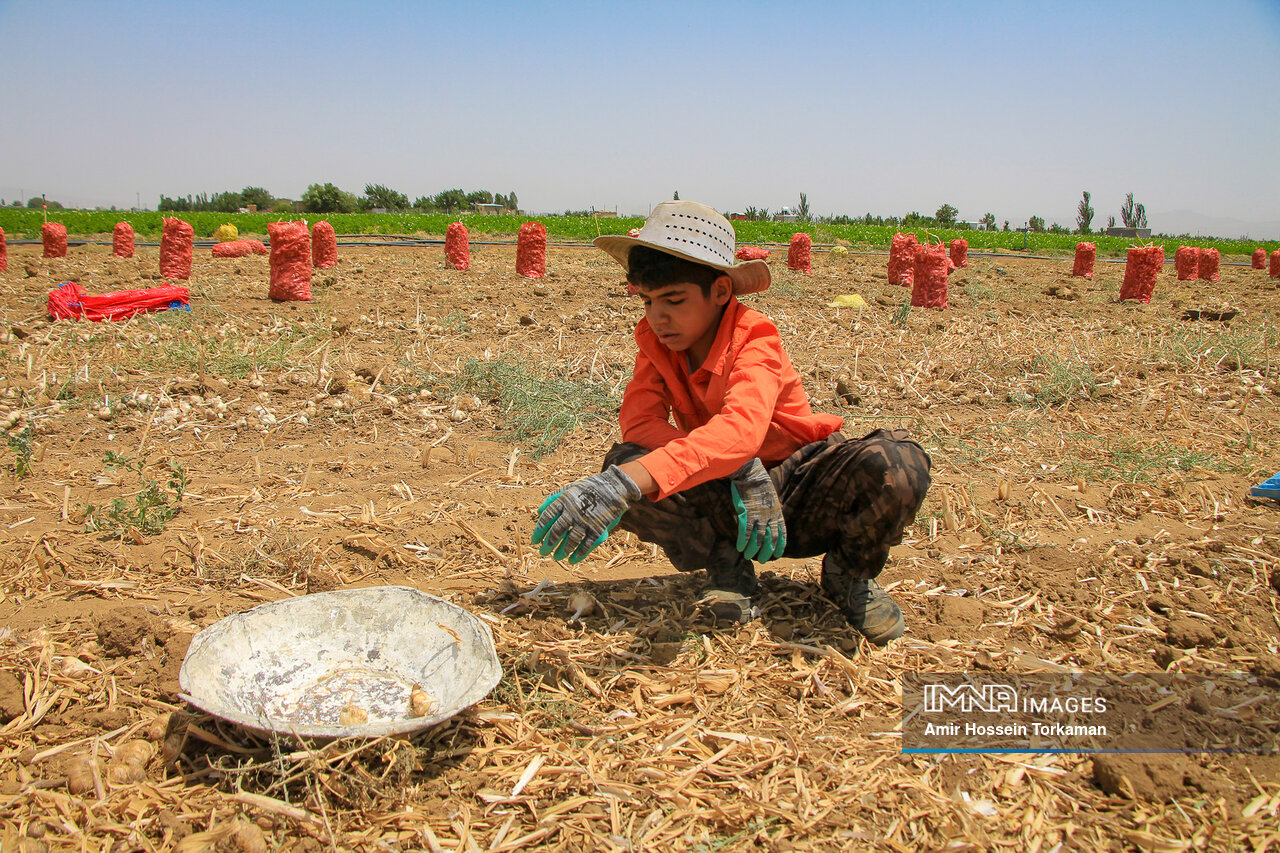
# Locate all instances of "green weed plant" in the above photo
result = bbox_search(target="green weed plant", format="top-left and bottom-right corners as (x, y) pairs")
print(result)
(445, 357), (618, 458)
(84, 453), (189, 536)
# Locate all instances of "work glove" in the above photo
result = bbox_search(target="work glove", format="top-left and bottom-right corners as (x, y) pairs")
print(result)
(730, 458), (786, 562)
(531, 466), (642, 564)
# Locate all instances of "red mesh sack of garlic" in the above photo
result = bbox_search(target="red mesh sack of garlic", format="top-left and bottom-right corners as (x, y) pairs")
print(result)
(43, 222), (68, 258)
(312, 221), (337, 269)
(159, 218), (194, 280)
(1119, 246), (1164, 303)
(887, 232), (917, 285)
(0, 227), (6, 272)
(910, 243), (949, 309)
(268, 221), (312, 301)
(1197, 247), (1220, 283)
(787, 233), (812, 273)
(112, 222), (134, 258)
(1270, 250), (1280, 280)
(949, 238), (968, 269)
(445, 221), (470, 270)
(1252, 248), (1266, 270)
(1071, 242), (1095, 278)
(735, 246), (770, 260)
(212, 240), (256, 258)
(1174, 246), (1199, 281)
(517, 222), (546, 279)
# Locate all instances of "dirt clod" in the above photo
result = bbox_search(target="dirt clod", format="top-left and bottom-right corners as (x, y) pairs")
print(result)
(93, 606), (168, 657)
(1166, 618), (1218, 649)
(0, 670), (25, 721)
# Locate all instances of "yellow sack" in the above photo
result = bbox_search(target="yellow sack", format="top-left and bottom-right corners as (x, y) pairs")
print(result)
(829, 294), (867, 309)
(213, 223), (239, 242)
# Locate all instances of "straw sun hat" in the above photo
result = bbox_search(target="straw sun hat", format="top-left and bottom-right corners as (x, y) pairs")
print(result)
(593, 200), (770, 295)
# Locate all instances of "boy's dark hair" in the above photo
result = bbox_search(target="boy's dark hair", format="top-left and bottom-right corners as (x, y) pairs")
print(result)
(627, 246), (722, 295)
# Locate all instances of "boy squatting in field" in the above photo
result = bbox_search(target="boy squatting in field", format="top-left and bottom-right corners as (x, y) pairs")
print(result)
(531, 201), (931, 644)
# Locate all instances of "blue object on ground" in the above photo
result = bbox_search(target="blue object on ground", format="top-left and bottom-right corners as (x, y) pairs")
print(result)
(1251, 471), (1280, 500)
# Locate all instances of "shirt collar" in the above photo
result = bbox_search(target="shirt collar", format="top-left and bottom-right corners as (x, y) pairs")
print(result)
(689, 296), (740, 378)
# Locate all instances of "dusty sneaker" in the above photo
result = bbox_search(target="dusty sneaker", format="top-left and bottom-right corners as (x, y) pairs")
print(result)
(699, 588), (758, 624)
(832, 579), (904, 645)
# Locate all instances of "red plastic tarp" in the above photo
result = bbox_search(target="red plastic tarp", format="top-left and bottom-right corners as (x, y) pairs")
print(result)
(787, 233), (812, 273)
(47, 281), (190, 322)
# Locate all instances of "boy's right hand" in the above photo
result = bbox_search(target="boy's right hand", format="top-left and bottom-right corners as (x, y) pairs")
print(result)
(730, 458), (786, 562)
(531, 466), (642, 564)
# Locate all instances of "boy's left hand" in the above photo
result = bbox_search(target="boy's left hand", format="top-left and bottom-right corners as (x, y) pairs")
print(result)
(730, 458), (786, 562)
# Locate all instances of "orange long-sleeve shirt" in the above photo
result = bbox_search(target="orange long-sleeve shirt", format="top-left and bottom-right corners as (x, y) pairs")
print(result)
(621, 296), (843, 500)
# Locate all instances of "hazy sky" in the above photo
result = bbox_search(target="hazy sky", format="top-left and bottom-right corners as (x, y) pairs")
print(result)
(2, 0), (1278, 235)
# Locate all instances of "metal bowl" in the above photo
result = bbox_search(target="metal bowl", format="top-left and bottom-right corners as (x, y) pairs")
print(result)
(179, 586), (502, 738)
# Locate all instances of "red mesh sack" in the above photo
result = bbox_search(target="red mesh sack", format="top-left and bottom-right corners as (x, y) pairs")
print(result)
(1252, 248), (1267, 269)
(46, 281), (189, 322)
(1174, 246), (1199, 280)
(159, 218), (194, 280)
(268, 221), (312, 301)
(787, 233), (812, 273)
(247, 239), (268, 255)
(212, 240), (255, 258)
(112, 222), (134, 258)
(1271, 250), (1280, 280)
(910, 244), (949, 309)
(1197, 247), (1220, 282)
(312, 221), (337, 269)
(1071, 242), (1095, 278)
(516, 222), (546, 279)
(445, 221), (470, 270)
(1119, 246), (1164, 303)
(42, 222), (68, 258)
(735, 246), (770, 260)
(949, 238), (968, 269)
(0, 227), (6, 272)
(887, 232), (917, 285)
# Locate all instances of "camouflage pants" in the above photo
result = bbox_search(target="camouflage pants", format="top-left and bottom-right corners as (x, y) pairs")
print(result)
(603, 429), (932, 593)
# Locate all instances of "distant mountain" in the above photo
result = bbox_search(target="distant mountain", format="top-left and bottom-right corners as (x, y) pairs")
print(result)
(1150, 210), (1280, 241)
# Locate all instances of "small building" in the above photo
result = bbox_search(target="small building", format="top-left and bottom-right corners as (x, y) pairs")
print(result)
(1105, 227), (1152, 239)
(474, 203), (505, 215)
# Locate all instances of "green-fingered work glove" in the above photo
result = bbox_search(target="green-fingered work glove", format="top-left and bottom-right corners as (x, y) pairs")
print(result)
(730, 458), (786, 562)
(531, 466), (642, 564)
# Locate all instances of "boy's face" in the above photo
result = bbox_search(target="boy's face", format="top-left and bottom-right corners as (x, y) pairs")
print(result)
(638, 275), (732, 363)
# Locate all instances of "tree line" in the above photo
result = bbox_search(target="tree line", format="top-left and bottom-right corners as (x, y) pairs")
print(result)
(157, 184), (518, 215)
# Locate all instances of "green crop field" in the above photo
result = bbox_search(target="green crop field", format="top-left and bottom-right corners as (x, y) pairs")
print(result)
(0, 208), (1274, 259)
